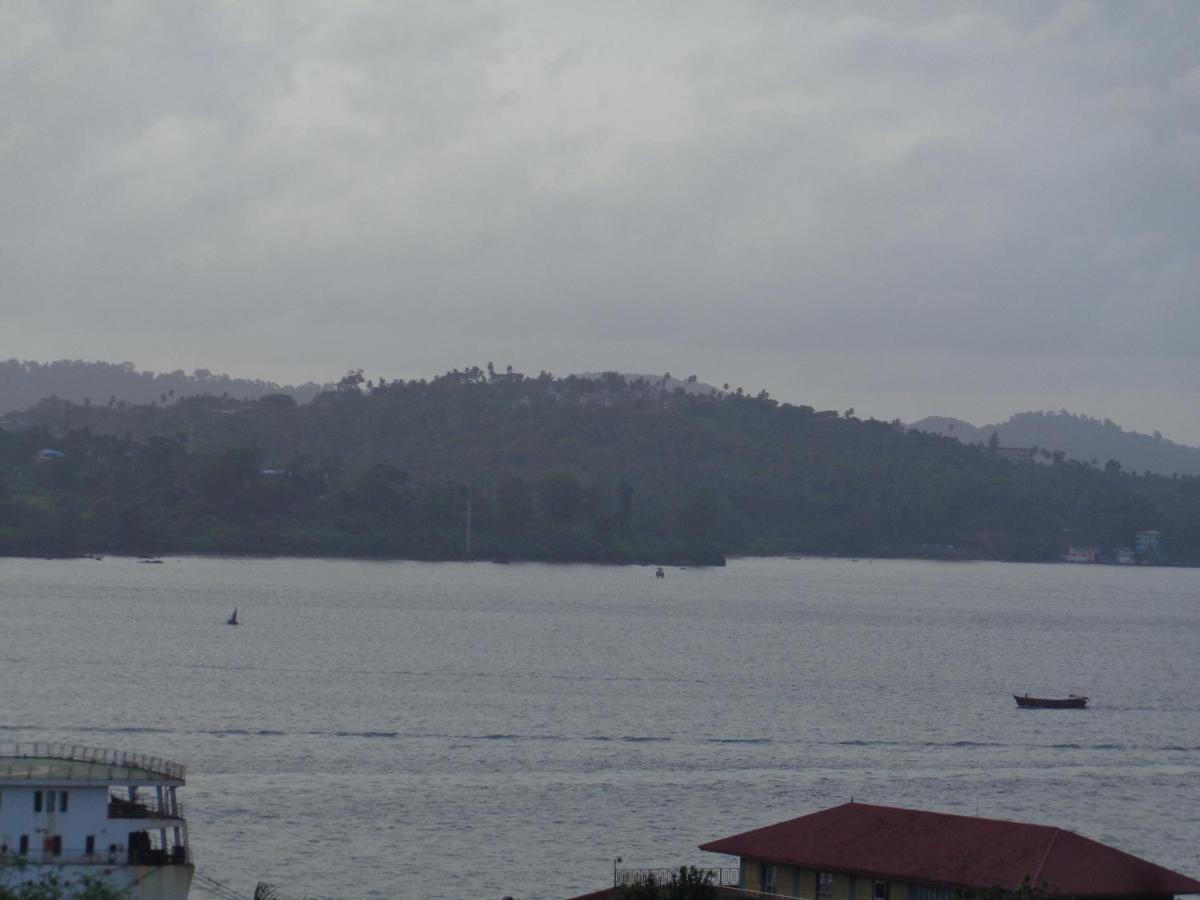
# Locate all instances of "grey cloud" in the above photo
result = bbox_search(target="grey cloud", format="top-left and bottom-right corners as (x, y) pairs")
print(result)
(2, 1), (1198, 440)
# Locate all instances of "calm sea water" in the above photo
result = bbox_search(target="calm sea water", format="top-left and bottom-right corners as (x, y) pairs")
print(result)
(2, 556), (1199, 899)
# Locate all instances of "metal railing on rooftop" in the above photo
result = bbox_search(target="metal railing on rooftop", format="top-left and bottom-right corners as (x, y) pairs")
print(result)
(0, 742), (185, 781)
(615, 867), (742, 887)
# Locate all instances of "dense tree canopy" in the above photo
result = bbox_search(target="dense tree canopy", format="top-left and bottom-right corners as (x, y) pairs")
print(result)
(1, 369), (1197, 565)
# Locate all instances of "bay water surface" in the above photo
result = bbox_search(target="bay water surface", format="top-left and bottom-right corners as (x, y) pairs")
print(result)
(2, 556), (1198, 898)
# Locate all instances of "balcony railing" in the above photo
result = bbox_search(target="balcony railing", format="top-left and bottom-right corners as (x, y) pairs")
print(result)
(615, 867), (742, 887)
(0, 847), (191, 867)
(107, 796), (184, 820)
(129, 846), (191, 866)
(0, 742), (185, 781)
(613, 869), (818, 899)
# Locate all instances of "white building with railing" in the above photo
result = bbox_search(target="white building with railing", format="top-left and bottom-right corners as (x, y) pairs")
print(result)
(0, 742), (193, 898)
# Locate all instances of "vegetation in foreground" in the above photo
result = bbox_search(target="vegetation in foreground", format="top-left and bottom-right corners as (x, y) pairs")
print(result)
(0, 855), (121, 900)
(2, 368), (1198, 564)
(617, 867), (717, 899)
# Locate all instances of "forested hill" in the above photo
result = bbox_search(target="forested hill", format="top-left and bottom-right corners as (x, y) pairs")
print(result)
(0, 359), (331, 413)
(2, 369), (1198, 565)
(911, 411), (1200, 477)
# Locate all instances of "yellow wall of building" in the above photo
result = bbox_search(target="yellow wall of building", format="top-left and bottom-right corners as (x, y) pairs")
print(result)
(739, 857), (908, 900)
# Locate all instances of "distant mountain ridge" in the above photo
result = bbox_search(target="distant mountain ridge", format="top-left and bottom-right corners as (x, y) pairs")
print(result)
(0, 359), (331, 414)
(7, 361), (1198, 478)
(910, 411), (1200, 477)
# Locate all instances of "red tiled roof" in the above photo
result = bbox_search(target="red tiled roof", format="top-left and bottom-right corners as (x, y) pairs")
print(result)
(698, 803), (1200, 896)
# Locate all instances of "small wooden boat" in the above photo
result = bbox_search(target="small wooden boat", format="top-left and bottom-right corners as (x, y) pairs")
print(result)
(1014, 692), (1087, 709)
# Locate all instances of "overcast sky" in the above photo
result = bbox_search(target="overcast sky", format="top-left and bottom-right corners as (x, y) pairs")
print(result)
(3, 1), (1198, 440)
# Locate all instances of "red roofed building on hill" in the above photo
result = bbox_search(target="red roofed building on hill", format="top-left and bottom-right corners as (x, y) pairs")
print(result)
(569, 802), (1200, 900)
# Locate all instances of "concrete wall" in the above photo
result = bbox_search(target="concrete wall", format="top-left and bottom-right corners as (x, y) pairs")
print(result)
(0, 785), (122, 860)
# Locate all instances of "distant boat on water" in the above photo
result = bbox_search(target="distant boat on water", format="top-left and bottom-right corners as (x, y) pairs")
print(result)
(227, 608), (239, 626)
(1014, 692), (1087, 709)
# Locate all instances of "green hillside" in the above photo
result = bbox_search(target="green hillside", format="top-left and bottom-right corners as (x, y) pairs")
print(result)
(2, 369), (1197, 564)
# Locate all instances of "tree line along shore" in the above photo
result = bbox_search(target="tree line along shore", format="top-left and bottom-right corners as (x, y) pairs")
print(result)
(2, 368), (1197, 565)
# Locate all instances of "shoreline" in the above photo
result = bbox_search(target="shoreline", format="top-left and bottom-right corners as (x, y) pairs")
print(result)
(10, 550), (1195, 569)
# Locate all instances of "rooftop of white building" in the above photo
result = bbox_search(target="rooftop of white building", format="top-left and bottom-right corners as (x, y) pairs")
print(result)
(0, 742), (185, 786)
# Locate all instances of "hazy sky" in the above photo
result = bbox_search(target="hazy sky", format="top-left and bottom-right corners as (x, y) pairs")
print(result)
(3, 2), (1198, 440)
